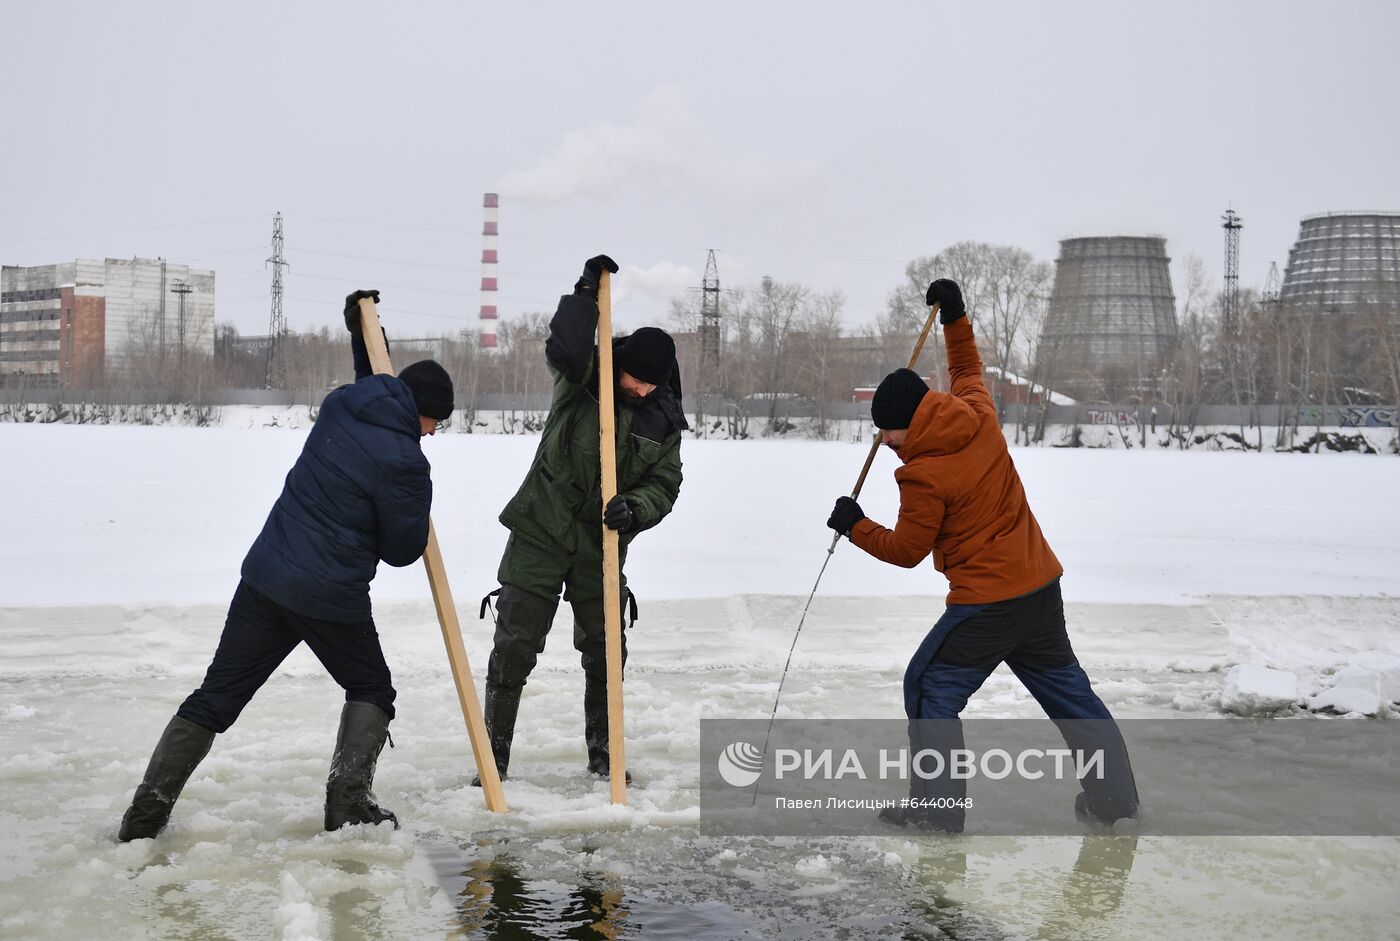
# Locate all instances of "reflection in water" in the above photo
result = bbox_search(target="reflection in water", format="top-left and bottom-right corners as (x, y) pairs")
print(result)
(448, 855), (627, 941)
(907, 835), (1139, 940)
(1035, 836), (1138, 940)
(432, 832), (1137, 939)
(327, 857), (376, 941)
(432, 840), (760, 940)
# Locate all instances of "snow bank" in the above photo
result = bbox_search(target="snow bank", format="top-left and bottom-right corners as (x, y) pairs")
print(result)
(3, 425), (1398, 609)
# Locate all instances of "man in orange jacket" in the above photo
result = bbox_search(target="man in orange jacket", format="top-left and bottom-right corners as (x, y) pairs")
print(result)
(828, 278), (1137, 831)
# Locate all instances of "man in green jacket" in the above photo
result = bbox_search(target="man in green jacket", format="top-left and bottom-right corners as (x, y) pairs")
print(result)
(479, 254), (686, 783)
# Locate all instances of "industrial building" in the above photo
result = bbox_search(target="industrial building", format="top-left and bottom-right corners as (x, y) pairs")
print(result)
(1035, 236), (1179, 401)
(0, 258), (215, 388)
(1280, 211), (1400, 311)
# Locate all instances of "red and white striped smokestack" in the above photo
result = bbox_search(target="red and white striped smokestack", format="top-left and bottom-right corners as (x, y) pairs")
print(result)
(479, 193), (499, 349)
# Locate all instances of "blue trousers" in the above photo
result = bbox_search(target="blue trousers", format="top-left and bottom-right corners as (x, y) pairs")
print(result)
(902, 580), (1137, 827)
(177, 580), (396, 733)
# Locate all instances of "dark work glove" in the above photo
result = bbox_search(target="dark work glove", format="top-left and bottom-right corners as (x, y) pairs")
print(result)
(826, 496), (865, 537)
(924, 279), (966, 324)
(344, 289), (381, 333)
(576, 254), (619, 296)
(603, 494), (637, 532)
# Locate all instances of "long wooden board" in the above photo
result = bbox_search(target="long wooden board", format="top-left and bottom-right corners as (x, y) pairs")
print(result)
(595, 271), (628, 805)
(357, 296), (507, 813)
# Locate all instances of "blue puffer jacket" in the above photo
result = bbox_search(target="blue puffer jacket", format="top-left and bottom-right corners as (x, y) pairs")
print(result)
(241, 360), (431, 622)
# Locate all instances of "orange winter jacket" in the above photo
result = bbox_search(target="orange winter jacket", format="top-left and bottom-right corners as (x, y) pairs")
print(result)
(850, 317), (1062, 605)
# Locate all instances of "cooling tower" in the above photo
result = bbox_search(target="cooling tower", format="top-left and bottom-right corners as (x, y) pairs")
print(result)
(1035, 236), (1178, 401)
(1280, 212), (1400, 311)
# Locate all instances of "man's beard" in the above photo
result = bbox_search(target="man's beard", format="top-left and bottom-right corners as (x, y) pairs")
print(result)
(619, 389), (645, 408)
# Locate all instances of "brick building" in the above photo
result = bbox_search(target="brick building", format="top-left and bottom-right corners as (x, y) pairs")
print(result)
(0, 258), (215, 388)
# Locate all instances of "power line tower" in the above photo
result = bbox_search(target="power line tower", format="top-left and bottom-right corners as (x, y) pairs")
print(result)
(1262, 261), (1281, 304)
(690, 250), (723, 436)
(265, 211), (289, 388)
(172, 280), (192, 370)
(700, 249), (721, 369)
(1222, 208), (1243, 334)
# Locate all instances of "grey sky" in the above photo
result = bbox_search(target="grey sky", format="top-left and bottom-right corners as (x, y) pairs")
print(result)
(2, 0), (1396, 338)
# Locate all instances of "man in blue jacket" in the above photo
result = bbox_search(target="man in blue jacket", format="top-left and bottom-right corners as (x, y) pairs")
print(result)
(118, 290), (453, 841)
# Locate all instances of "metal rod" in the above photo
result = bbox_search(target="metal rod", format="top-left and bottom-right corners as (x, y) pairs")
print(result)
(750, 302), (941, 803)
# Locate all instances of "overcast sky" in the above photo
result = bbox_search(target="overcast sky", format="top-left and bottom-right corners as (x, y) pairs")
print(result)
(2, 0), (1396, 338)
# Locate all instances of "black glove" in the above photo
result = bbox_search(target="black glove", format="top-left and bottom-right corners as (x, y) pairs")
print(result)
(603, 494), (637, 532)
(576, 255), (619, 296)
(826, 496), (865, 537)
(924, 279), (966, 324)
(344, 289), (381, 333)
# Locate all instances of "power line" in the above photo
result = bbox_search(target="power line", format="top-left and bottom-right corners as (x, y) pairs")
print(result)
(0, 214), (266, 246)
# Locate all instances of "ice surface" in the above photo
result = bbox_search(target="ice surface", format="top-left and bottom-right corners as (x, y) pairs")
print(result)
(1219, 665), (1301, 715)
(2, 424), (1398, 939)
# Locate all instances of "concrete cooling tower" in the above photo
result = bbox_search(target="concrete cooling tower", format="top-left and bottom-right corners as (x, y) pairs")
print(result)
(1035, 236), (1178, 401)
(1280, 211), (1400, 312)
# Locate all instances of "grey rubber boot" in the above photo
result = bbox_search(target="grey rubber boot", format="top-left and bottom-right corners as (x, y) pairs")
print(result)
(324, 702), (399, 831)
(118, 715), (216, 842)
(471, 681), (520, 786)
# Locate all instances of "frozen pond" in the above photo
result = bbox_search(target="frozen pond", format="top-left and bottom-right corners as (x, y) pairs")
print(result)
(2, 427), (1398, 937)
(2, 594), (1398, 940)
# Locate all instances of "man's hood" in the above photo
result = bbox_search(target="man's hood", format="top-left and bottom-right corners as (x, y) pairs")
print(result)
(896, 390), (978, 462)
(343, 374), (421, 438)
(597, 337), (690, 433)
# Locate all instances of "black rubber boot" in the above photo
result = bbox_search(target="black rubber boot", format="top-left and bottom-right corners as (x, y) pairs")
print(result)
(584, 675), (631, 784)
(324, 702), (399, 831)
(472, 681), (521, 786)
(118, 715), (216, 842)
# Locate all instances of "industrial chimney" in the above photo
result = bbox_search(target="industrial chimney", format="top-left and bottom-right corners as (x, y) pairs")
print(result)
(479, 193), (499, 349)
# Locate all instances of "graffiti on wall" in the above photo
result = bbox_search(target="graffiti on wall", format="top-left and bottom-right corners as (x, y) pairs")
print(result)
(1298, 406), (1398, 428)
(1084, 408), (1141, 425)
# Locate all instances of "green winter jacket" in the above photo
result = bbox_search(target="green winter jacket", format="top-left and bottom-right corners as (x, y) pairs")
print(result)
(499, 290), (686, 560)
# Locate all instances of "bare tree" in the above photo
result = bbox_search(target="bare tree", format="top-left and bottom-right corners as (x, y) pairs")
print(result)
(493, 312), (552, 432)
(790, 289), (846, 439)
(981, 246), (1052, 420)
(743, 277), (808, 431)
(888, 242), (1051, 423)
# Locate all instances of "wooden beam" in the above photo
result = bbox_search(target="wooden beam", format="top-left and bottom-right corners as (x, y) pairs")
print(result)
(594, 272), (628, 804)
(357, 297), (507, 813)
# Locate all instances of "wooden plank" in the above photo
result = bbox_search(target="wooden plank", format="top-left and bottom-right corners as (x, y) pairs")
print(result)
(357, 297), (507, 813)
(594, 271), (628, 805)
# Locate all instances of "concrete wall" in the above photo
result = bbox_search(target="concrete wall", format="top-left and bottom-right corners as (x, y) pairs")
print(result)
(100, 258), (216, 369)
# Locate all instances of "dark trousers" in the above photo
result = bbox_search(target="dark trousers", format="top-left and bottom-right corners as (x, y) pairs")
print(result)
(488, 533), (630, 691)
(485, 585), (628, 691)
(904, 580), (1137, 824)
(177, 580), (396, 733)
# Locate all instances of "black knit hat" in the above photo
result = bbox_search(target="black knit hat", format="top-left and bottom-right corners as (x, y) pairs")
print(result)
(398, 360), (454, 420)
(870, 368), (930, 430)
(617, 327), (675, 386)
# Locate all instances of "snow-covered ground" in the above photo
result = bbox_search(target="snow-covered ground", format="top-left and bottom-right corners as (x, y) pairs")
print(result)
(2, 424), (1398, 939)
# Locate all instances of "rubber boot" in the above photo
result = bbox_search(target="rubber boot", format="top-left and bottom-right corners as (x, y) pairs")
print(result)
(584, 675), (631, 784)
(324, 702), (398, 831)
(118, 715), (216, 842)
(471, 682), (521, 787)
